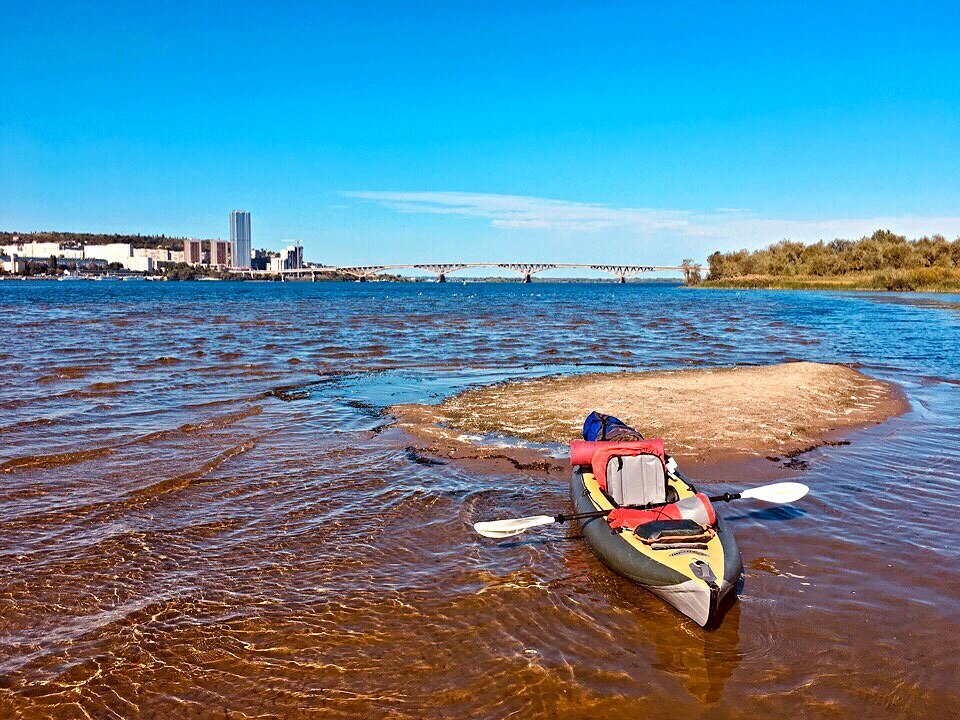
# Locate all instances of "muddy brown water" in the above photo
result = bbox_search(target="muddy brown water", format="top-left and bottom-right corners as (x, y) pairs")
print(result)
(1, 281), (958, 719)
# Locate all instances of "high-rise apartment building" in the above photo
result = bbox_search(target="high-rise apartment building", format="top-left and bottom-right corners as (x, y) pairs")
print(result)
(209, 239), (231, 268)
(230, 210), (252, 268)
(183, 239), (203, 266)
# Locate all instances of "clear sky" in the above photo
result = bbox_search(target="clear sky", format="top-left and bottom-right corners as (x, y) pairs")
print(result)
(2, 1), (959, 266)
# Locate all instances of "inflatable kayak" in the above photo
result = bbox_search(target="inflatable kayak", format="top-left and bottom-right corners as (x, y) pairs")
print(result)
(570, 438), (743, 627)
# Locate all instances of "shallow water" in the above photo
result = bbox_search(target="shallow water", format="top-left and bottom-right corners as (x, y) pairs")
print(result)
(0, 280), (958, 719)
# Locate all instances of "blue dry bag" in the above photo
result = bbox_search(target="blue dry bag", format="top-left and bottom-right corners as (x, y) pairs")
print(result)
(582, 411), (643, 441)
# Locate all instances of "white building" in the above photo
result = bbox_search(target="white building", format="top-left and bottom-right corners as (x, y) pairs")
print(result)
(126, 256), (154, 273)
(2, 241), (83, 259)
(230, 210), (252, 269)
(84, 243), (133, 264)
(83, 243), (153, 272)
(269, 244), (303, 272)
(1, 254), (26, 274)
(134, 247), (183, 263)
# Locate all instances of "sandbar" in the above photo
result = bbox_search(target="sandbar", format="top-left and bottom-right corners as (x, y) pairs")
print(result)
(390, 362), (907, 465)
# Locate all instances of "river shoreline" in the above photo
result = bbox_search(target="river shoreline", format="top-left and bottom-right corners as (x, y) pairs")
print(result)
(697, 273), (960, 293)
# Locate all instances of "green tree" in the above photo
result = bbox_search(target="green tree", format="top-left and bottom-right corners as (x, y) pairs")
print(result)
(705, 229), (959, 282)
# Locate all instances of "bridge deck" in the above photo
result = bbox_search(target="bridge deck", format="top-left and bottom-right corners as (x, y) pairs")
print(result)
(239, 261), (694, 280)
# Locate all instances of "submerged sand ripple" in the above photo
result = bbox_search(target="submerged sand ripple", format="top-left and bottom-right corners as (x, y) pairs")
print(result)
(392, 362), (907, 460)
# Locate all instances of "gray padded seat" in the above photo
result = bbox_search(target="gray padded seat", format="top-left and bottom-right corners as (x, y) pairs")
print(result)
(605, 455), (667, 506)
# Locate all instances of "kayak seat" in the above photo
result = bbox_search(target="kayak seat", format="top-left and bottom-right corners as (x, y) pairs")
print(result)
(604, 454), (667, 506)
(580, 440), (668, 506)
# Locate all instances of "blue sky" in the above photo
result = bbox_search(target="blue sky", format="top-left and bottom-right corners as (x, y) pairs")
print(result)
(2, 1), (959, 267)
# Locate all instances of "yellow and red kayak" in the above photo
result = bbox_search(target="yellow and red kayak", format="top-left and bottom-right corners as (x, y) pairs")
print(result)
(570, 440), (742, 627)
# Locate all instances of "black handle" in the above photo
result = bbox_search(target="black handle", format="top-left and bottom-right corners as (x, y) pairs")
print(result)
(554, 509), (610, 524)
(708, 492), (742, 503)
(555, 491), (741, 524)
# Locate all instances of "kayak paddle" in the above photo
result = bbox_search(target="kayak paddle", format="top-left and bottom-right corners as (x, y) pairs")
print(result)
(473, 481), (809, 539)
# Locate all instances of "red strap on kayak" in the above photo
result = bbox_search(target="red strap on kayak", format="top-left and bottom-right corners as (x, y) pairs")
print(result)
(607, 503), (681, 530)
(606, 493), (716, 530)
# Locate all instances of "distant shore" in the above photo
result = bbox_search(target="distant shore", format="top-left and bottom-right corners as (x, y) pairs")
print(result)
(698, 271), (960, 293)
(391, 362), (907, 468)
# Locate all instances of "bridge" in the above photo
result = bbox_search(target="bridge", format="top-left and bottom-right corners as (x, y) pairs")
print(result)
(236, 261), (700, 284)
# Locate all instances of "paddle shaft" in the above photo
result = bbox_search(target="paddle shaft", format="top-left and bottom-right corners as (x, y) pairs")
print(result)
(553, 492), (741, 524)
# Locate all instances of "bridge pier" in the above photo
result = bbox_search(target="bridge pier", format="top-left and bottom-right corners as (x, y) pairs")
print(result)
(438, 273), (446, 283)
(523, 273), (531, 283)
(618, 275), (626, 284)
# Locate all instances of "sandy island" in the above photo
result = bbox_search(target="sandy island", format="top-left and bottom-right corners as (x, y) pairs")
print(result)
(391, 362), (907, 468)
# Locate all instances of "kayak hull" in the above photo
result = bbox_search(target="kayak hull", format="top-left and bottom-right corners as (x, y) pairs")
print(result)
(571, 467), (742, 627)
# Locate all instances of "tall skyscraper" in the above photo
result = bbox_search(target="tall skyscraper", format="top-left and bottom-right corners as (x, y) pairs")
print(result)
(229, 210), (252, 268)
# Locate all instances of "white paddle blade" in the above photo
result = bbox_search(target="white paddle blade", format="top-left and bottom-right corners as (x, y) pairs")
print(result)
(474, 515), (555, 538)
(739, 482), (809, 504)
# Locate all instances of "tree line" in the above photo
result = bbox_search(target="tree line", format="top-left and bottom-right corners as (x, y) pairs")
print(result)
(705, 230), (960, 290)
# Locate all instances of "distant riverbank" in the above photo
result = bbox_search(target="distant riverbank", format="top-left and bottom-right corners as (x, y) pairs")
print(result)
(699, 268), (960, 292)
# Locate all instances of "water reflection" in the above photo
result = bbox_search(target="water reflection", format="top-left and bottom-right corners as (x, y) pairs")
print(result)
(584, 559), (744, 704)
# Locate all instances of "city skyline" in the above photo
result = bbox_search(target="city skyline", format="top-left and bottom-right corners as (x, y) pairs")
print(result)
(2, 3), (959, 267)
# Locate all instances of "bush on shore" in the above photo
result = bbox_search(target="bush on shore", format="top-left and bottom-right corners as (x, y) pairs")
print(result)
(868, 266), (960, 291)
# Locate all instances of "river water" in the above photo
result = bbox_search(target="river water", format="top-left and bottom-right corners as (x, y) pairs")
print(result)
(1, 280), (958, 719)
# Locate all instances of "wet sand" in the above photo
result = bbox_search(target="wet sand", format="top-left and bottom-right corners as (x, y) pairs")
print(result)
(391, 361), (908, 465)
